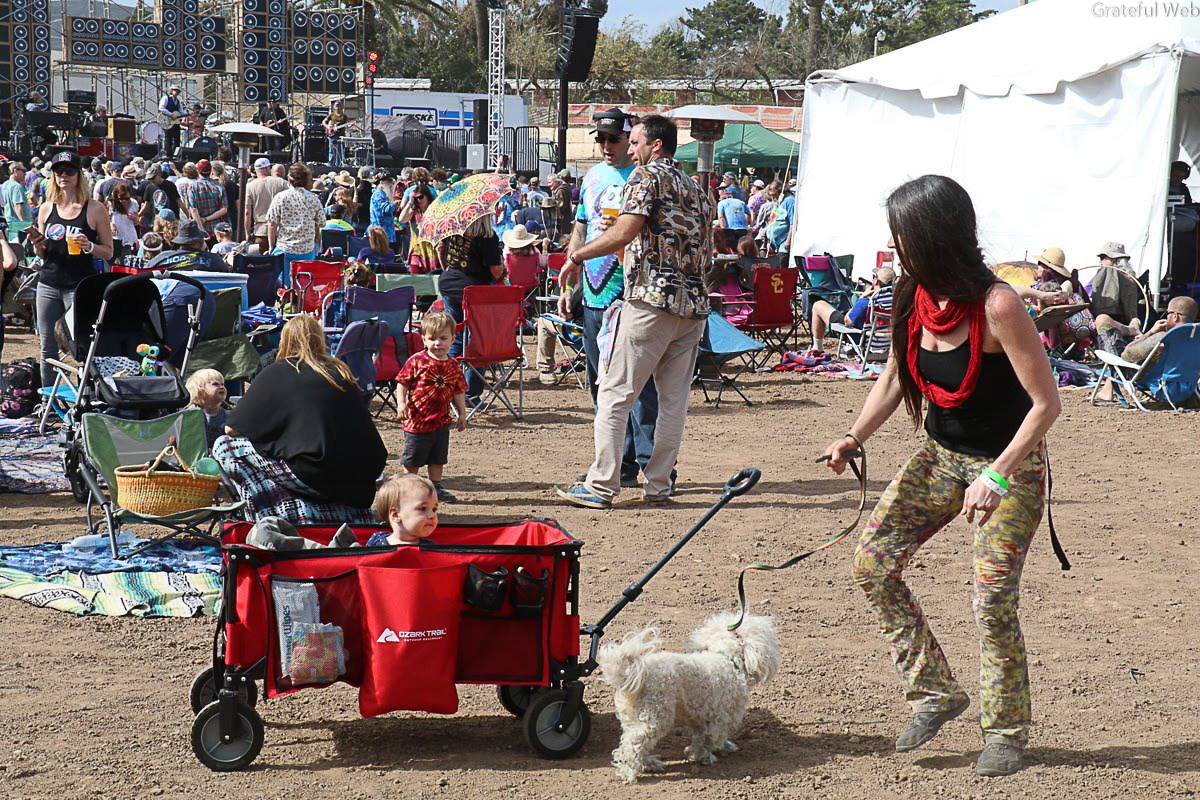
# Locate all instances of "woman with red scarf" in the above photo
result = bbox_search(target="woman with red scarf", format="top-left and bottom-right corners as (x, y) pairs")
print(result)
(822, 175), (1060, 778)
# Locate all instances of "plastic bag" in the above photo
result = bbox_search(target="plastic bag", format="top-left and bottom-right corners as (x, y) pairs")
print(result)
(272, 581), (320, 677)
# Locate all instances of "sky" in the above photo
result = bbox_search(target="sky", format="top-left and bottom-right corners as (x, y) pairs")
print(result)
(601, 0), (1019, 36)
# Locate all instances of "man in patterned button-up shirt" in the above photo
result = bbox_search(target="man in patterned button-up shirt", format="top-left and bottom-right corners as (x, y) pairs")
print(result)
(556, 114), (714, 509)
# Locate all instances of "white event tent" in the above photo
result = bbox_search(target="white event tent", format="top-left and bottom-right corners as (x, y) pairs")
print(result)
(791, 0), (1200, 296)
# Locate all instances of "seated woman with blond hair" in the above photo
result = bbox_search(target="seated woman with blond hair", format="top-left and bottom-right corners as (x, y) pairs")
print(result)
(213, 315), (387, 524)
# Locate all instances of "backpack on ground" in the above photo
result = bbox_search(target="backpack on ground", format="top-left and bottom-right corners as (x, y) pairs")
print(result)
(1, 357), (41, 419)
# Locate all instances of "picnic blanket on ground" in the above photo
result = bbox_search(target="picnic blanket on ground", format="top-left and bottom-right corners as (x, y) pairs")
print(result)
(0, 538), (222, 618)
(0, 420), (69, 494)
(0, 567), (220, 617)
(773, 350), (883, 380)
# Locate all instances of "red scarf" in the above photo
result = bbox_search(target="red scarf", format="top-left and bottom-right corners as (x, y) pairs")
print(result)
(906, 285), (986, 408)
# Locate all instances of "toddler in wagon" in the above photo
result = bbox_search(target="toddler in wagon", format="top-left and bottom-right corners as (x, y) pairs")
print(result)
(366, 473), (440, 547)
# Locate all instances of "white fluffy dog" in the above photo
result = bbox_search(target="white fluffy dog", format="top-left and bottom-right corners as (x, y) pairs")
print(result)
(597, 611), (780, 782)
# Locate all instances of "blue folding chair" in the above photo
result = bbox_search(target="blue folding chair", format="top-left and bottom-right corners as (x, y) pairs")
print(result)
(695, 312), (766, 408)
(348, 236), (368, 258)
(333, 318), (390, 396)
(1090, 323), (1200, 410)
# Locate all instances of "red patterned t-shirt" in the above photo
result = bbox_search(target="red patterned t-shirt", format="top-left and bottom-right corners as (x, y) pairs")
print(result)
(397, 351), (467, 434)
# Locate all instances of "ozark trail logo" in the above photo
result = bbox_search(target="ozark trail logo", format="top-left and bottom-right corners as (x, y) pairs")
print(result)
(376, 627), (448, 643)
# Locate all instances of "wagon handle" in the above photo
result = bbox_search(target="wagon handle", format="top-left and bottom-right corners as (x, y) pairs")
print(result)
(724, 467), (760, 498)
(579, 467), (761, 676)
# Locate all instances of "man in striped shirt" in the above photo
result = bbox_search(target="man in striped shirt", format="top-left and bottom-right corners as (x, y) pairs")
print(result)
(810, 266), (895, 351)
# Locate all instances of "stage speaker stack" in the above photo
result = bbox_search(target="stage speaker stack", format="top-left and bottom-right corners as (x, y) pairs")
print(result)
(60, 0), (224, 73)
(471, 98), (487, 145)
(556, 8), (600, 82)
(1, 0), (52, 124)
(290, 10), (357, 95)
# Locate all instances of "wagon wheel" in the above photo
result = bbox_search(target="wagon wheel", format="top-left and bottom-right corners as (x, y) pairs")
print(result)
(189, 666), (258, 715)
(496, 685), (539, 718)
(522, 689), (591, 759)
(63, 449), (88, 504)
(191, 700), (264, 772)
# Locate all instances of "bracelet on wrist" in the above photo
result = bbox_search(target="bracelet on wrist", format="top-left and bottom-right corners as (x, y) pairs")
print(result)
(980, 468), (1009, 497)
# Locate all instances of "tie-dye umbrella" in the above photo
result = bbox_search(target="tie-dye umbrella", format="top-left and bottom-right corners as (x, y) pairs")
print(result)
(418, 173), (514, 243)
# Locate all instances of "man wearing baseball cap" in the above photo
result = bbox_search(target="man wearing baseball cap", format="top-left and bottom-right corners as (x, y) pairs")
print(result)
(137, 162), (180, 232)
(555, 106), (669, 493)
(719, 171), (744, 201)
(244, 157), (289, 252)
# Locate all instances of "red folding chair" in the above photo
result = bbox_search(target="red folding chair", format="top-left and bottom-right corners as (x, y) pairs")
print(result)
(728, 266), (800, 368)
(460, 284), (525, 421)
(288, 259), (344, 316)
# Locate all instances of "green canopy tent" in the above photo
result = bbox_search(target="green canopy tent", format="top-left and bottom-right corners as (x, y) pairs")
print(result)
(676, 124), (798, 171)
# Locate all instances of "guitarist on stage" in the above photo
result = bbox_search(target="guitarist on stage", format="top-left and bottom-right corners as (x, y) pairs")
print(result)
(322, 99), (349, 168)
(159, 85), (185, 159)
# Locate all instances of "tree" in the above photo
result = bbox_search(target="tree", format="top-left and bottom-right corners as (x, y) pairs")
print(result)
(375, 2), (484, 92)
(680, 0), (770, 54)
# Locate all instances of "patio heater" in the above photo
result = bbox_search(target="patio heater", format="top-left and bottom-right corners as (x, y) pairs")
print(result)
(208, 122), (284, 234)
(665, 105), (757, 186)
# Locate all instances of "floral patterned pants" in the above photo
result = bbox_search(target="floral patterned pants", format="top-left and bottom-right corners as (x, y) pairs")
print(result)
(852, 438), (1045, 747)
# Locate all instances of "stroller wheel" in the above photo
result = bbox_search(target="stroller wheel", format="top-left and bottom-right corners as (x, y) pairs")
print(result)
(63, 450), (88, 504)
(190, 667), (259, 715)
(496, 685), (539, 718)
(191, 700), (264, 772)
(522, 689), (591, 760)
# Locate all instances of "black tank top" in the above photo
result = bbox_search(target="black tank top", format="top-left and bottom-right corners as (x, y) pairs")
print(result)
(918, 340), (1032, 458)
(39, 201), (100, 290)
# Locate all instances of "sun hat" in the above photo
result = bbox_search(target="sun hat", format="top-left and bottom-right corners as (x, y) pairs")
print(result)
(539, 194), (559, 209)
(1097, 242), (1127, 261)
(172, 219), (206, 245)
(501, 224), (538, 250)
(1035, 246), (1070, 278)
(334, 170), (355, 187)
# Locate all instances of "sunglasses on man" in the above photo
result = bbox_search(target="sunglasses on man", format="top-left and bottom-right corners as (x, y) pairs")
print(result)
(595, 133), (623, 145)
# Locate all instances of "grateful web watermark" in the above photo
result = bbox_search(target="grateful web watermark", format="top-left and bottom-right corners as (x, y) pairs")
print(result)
(1093, 2), (1200, 16)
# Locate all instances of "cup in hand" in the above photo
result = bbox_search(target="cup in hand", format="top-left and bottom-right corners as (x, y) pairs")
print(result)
(66, 233), (85, 256)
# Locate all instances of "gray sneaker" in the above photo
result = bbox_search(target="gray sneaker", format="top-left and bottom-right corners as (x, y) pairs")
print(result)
(975, 743), (1024, 777)
(894, 695), (970, 752)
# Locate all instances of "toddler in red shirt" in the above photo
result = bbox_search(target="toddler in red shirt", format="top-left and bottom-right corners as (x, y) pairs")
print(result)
(397, 311), (467, 502)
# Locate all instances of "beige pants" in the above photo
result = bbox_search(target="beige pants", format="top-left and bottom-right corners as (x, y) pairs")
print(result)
(584, 299), (704, 500)
(536, 317), (559, 374)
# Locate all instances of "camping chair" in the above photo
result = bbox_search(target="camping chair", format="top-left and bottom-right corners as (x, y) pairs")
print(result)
(320, 228), (352, 255)
(831, 296), (893, 371)
(725, 266), (800, 369)
(333, 318), (390, 396)
(694, 313), (766, 408)
(233, 253), (285, 307)
(187, 288), (260, 385)
(38, 358), (80, 434)
(289, 259), (344, 316)
(537, 312), (587, 390)
(347, 235), (368, 259)
(461, 284), (525, 421)
(794, 254), (855, 335)
(377, 272), (440, 312)
(343, 285), (417, 409)
(1089, 323), (1200, 411)
(78, 407), (244, 558)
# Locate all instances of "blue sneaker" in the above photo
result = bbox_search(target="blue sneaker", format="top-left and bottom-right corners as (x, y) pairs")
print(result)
(556, 482), (611, 510)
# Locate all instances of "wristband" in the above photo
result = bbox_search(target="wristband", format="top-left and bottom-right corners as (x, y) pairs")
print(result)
(844, 431), (865, 452)
(980, 468), (1009, 497)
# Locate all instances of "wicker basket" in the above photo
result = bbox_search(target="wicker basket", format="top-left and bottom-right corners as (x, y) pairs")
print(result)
(114, 444), (221, 516)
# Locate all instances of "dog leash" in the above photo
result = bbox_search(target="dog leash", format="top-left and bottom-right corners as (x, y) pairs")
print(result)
(728, 450), (867, 631)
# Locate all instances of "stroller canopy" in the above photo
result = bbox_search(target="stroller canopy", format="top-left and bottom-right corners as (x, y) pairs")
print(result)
(70, 273), (169, 362)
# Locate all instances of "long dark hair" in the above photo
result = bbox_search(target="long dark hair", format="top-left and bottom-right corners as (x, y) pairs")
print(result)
(887, 175), (996, 425)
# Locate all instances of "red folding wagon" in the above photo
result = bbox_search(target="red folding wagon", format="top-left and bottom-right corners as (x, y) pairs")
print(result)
(189, 471), (760, 771)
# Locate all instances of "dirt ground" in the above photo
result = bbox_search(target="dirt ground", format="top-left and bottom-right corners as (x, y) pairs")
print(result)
(1, 325), (1198, 800)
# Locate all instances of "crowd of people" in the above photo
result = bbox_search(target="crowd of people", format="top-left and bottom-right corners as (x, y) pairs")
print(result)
(5, 100), (1200, 782)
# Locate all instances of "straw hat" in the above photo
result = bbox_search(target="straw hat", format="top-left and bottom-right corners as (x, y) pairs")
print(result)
(1035, 246), (1069, 278)
(333, 170), (355, 187)
(502, 224), (538, 249)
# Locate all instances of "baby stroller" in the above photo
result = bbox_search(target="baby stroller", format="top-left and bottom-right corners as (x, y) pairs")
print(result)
(47, 273), (206, 502)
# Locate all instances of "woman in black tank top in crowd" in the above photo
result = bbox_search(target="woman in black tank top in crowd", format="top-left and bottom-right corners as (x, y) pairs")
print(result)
(822, 175), (1060, 777)
(25, 151), (114, 386)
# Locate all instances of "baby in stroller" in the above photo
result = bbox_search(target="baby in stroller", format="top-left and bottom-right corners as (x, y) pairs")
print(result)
(247, 474), (439, 550)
